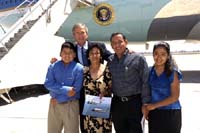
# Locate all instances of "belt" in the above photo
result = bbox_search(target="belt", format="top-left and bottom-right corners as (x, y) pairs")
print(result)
(60, 99), (78, 104)
(113, 94), (141, 102)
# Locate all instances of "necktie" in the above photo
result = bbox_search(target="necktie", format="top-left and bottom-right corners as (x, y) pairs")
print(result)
(81, 47), (88, 66)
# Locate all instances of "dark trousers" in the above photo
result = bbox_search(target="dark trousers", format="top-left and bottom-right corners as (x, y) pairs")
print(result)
(79, 88), (85, 133)
(148, 109), (182, 133)
(111, 95), (143, 133)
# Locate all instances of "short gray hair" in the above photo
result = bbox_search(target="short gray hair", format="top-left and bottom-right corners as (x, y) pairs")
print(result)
(72, 23), (88, 34)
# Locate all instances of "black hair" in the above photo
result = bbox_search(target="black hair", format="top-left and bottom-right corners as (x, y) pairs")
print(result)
(109, 32), (127, 42)
(153, 41), (177, 77)
(60, 41), (76, 53)
(86, 43), (104, 65)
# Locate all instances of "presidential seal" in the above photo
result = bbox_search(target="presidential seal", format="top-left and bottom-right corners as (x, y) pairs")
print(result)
(93, 3), (115, 26)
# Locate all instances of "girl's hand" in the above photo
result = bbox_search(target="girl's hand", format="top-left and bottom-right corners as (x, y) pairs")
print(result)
(142, 104), (149, 120)
(146, 104), (156, 111)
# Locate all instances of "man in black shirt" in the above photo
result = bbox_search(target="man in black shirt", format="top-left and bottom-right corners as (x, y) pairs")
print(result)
(107, 32), (150, 133)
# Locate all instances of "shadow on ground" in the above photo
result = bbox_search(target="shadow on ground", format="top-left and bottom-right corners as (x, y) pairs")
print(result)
(0, 84), (49, 106)
(0, 71), (199, 106)
(182, 71), (200, 83)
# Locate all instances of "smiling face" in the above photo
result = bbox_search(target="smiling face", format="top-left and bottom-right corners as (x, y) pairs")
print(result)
(60, 48), (76, 64)
(153, 46), (169, 67)
(111, 33), (127, 58)
(73, 26), (88, 46)
(88, 47), (101, 64)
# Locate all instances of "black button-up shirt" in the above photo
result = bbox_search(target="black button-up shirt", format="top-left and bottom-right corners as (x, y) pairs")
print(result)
(107, 49), (150, 103)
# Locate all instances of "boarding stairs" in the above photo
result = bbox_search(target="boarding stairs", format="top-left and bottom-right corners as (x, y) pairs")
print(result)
(0, 1), (94, 59)
(0, 0), (81, 103)
(0, 20), (37, 59)
(0, 0), (58, 59)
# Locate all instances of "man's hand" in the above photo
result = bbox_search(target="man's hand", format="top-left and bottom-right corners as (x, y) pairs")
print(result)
(129, 50), (135, 54)
(50, 57), (58, 64)
(67, 88), (76, 97)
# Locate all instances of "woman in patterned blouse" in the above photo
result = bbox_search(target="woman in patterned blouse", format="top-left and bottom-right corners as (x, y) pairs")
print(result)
(82, 43), (112, 133)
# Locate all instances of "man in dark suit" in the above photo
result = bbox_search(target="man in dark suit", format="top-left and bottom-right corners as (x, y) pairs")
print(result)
(71, 23), (112, 132)
(72, 23), (112, 66)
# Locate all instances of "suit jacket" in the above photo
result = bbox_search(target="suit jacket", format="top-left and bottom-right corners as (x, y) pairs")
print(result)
(74, 41), (112, 66)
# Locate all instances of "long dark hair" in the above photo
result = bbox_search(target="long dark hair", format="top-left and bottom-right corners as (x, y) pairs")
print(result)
(153, 41), (177, 77)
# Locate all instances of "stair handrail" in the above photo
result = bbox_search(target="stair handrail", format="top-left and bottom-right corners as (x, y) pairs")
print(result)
(15, 0), (38, 14)
(15, 0), (37, 10)
(0, 0), (37, 29)
(0, 0), (53, 49)
(78, 0), (94, 7)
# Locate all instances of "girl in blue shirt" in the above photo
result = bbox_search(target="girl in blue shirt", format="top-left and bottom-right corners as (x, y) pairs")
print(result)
(146, 42), (182, 133)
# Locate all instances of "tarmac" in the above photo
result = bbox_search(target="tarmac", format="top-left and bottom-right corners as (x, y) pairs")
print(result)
(0, 82), (200, 133)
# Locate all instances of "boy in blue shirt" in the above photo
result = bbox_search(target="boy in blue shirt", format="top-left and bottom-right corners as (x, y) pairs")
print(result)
(44, 41), (83, 133)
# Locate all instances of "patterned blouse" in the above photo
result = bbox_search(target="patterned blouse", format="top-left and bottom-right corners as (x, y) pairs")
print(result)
(83, 65), (112, 133)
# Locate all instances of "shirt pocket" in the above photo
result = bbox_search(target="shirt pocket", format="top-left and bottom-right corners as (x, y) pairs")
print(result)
(124, 64), (139, 81)
(65, 76), (74, 85)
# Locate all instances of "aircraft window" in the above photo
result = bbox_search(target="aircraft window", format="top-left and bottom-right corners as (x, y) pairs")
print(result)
(5, 1), (8, 5)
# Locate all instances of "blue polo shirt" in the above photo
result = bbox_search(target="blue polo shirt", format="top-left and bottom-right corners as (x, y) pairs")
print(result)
(149, 67), (182, 109)
(44, 60), (83, 103)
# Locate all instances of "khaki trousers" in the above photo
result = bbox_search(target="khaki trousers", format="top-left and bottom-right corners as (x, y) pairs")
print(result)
(48, 99), (79, 133)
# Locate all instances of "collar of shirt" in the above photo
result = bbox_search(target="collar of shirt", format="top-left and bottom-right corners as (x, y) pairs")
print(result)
(60, 60), (74, 67)
(77, 41), (88, 50)
(114, 48), (129, 60)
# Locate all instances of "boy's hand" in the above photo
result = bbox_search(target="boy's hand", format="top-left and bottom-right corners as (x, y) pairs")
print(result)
(67, 87), (76, 97)
(50, 98), (57, 106)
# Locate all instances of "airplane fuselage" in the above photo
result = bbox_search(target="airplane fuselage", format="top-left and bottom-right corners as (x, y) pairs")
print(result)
(56, 0), (200, 41)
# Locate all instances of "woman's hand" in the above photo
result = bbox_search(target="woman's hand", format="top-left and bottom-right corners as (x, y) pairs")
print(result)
(99, 93), (104, 103)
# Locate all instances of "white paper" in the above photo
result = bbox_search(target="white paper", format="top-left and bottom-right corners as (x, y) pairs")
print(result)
(141, 115), (145, 133)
